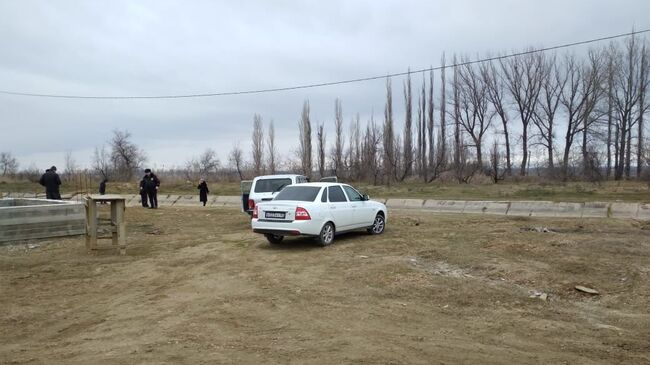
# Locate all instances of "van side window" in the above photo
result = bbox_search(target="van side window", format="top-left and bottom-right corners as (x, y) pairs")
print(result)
(328, 186), (347, 202)
(320, 187), (328, 202)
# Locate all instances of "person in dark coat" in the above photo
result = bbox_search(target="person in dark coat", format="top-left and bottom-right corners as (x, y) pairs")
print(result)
(99, 178), (108, 195)
(197, 178), (209, 206)
(39, 166), (62, 200)
(142, 168), (160, 209)
(139, 177), (149, 208)
(98, 178), (108, 204)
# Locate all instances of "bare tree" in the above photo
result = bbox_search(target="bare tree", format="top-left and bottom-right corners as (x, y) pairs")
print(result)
(63, 151), (78, 182)
(228, 144), (245, 180)
(401, 72), (414, 180)
(92, 145), (112, 179)
(383, 78), (396, 185)
(298, 100), (312, 178)
(267, 120), (277, 174)
(109, 129), (145, 181)
(611, 35), (644, 180)
(637, 42), (649, 177)
(531, 53), (566, 170)
(251, 114), (264, 175)
(316, 122), (326, 178)
(457, 60), (493, 168)
(427, 69), (436, 180)
(438, 54), (448, 169)
(559, 54), (589, 180)
(500, 51), (544, 175)
(361, 115), (382, 184)
(333, 98), (345, 178)
(0, 151), (18, 177)
(185, 148), (220, 180)
(606, 51), (615, 178)
(452, 56), (462, 170)
(481, 59), (512, 174)
(580, 50), (606, 180)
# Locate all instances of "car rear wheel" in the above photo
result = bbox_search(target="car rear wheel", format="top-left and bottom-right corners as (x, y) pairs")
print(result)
(265, 234), (284, 244)
(367, 214), (385, 235)
(316, 222), (335, 246)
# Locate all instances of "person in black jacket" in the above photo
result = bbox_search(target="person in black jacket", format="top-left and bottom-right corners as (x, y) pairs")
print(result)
(142, 168), (160, 209)
(39, 166), (62, 200)
(197, 178), (209, 206)
(99, 178), (108, 195)
(139, 177), (149, 207)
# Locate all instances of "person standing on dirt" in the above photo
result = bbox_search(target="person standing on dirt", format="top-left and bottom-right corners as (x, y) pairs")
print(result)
(139, 177), (149, 208)
(197, 178), (209, 206)
(142, 168), (160, 209)
(39, 166), (62, 200)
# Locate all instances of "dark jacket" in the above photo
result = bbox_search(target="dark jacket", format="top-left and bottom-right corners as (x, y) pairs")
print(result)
(99, 180), (107, 194)
(142, 173), (160, 191)
(197, 181), (209, 202)
(39, 170), (61, 192)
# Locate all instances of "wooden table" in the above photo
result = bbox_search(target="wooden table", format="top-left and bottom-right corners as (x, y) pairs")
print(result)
(84, 195), (127, 255)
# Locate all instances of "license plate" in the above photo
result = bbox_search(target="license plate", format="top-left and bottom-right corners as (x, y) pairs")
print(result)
(265, 211), (286, 219)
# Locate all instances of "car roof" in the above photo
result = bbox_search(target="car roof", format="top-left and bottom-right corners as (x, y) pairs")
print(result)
(253, 174), (304, 180)
(284, 182), (349, 188)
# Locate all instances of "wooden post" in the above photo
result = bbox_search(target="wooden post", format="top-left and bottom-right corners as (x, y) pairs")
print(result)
(115, 200), (126, 255)
(85, 199), (97, 250)
(111, 201), (118, 247)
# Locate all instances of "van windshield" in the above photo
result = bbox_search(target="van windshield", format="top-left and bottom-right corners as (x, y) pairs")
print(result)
(254, 178), (292, 193)
(273, 186), (321, 202)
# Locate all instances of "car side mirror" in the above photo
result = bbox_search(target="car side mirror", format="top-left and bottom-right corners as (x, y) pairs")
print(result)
(363, 194), (370, 201)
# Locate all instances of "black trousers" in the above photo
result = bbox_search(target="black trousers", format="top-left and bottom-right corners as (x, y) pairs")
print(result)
(46, 190), (61, 200)
(140, 190), (149, 207)
(146, 189), (158, 208)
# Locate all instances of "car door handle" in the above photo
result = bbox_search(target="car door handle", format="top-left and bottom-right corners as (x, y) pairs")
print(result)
(330, 206), (336, 209)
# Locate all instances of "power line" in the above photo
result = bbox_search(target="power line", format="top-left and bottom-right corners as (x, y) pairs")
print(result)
(1, 28), (649, 100)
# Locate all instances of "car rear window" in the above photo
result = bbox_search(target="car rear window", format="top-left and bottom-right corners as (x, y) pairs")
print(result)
(273, 186), (321, 202)
(254, 178), (292, 193)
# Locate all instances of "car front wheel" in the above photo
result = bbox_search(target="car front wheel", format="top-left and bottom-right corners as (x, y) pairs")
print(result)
(316, 222), (335, 246)
(265, 234), (284, 244)
(367, 214), (385, 235)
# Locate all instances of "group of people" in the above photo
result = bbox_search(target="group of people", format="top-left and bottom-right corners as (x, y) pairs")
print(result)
(39, 166), (211, 207)
(139, 168), (160, 208)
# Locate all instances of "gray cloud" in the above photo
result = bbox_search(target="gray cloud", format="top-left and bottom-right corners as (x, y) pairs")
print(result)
(1, 0), (649, 170)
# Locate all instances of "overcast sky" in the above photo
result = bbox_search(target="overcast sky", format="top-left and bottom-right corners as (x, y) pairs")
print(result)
(1, 0), (649, 171)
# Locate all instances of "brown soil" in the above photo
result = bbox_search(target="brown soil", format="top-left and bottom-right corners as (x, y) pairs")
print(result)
(1, 207), (649, 364)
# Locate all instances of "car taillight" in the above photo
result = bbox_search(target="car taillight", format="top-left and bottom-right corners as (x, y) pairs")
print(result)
(295, 207), (311, 220)
(248, 199), (255, 210)
(252, 205), (258, 219)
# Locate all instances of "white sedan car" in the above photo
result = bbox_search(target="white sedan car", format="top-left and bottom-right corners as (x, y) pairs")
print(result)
(251, 182), (387, 246)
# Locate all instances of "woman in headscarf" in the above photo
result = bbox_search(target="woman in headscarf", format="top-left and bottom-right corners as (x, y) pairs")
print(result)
(197, 178), (209, 206)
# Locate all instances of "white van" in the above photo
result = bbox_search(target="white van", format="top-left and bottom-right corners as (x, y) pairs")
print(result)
(242, 174), (309, 215)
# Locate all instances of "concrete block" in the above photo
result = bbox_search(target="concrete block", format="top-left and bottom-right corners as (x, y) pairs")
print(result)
(507, 201), (538, 217)
(0, 198), (85, 242)
(637, 203), (650, 220)
(422, 200), (466, 214)
(528, 201), (559, 217)
(22, 193), (36, 198)
(554, 202), (583, 218)
(582, 202), (609, 218)
(463, 201), (509, 215)
(158, 194), (180, 206)
(385, 199), (424, 209)
(610, 202), (639, 219)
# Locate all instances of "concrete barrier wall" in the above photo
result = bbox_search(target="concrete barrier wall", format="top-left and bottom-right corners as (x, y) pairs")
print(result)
(386, 199), (424, 209)
(422, 200), (466, 214)
(0, 199), (85, 242)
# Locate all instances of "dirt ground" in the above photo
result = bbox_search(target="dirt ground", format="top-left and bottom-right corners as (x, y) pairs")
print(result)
(1, 206), (649, 364)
